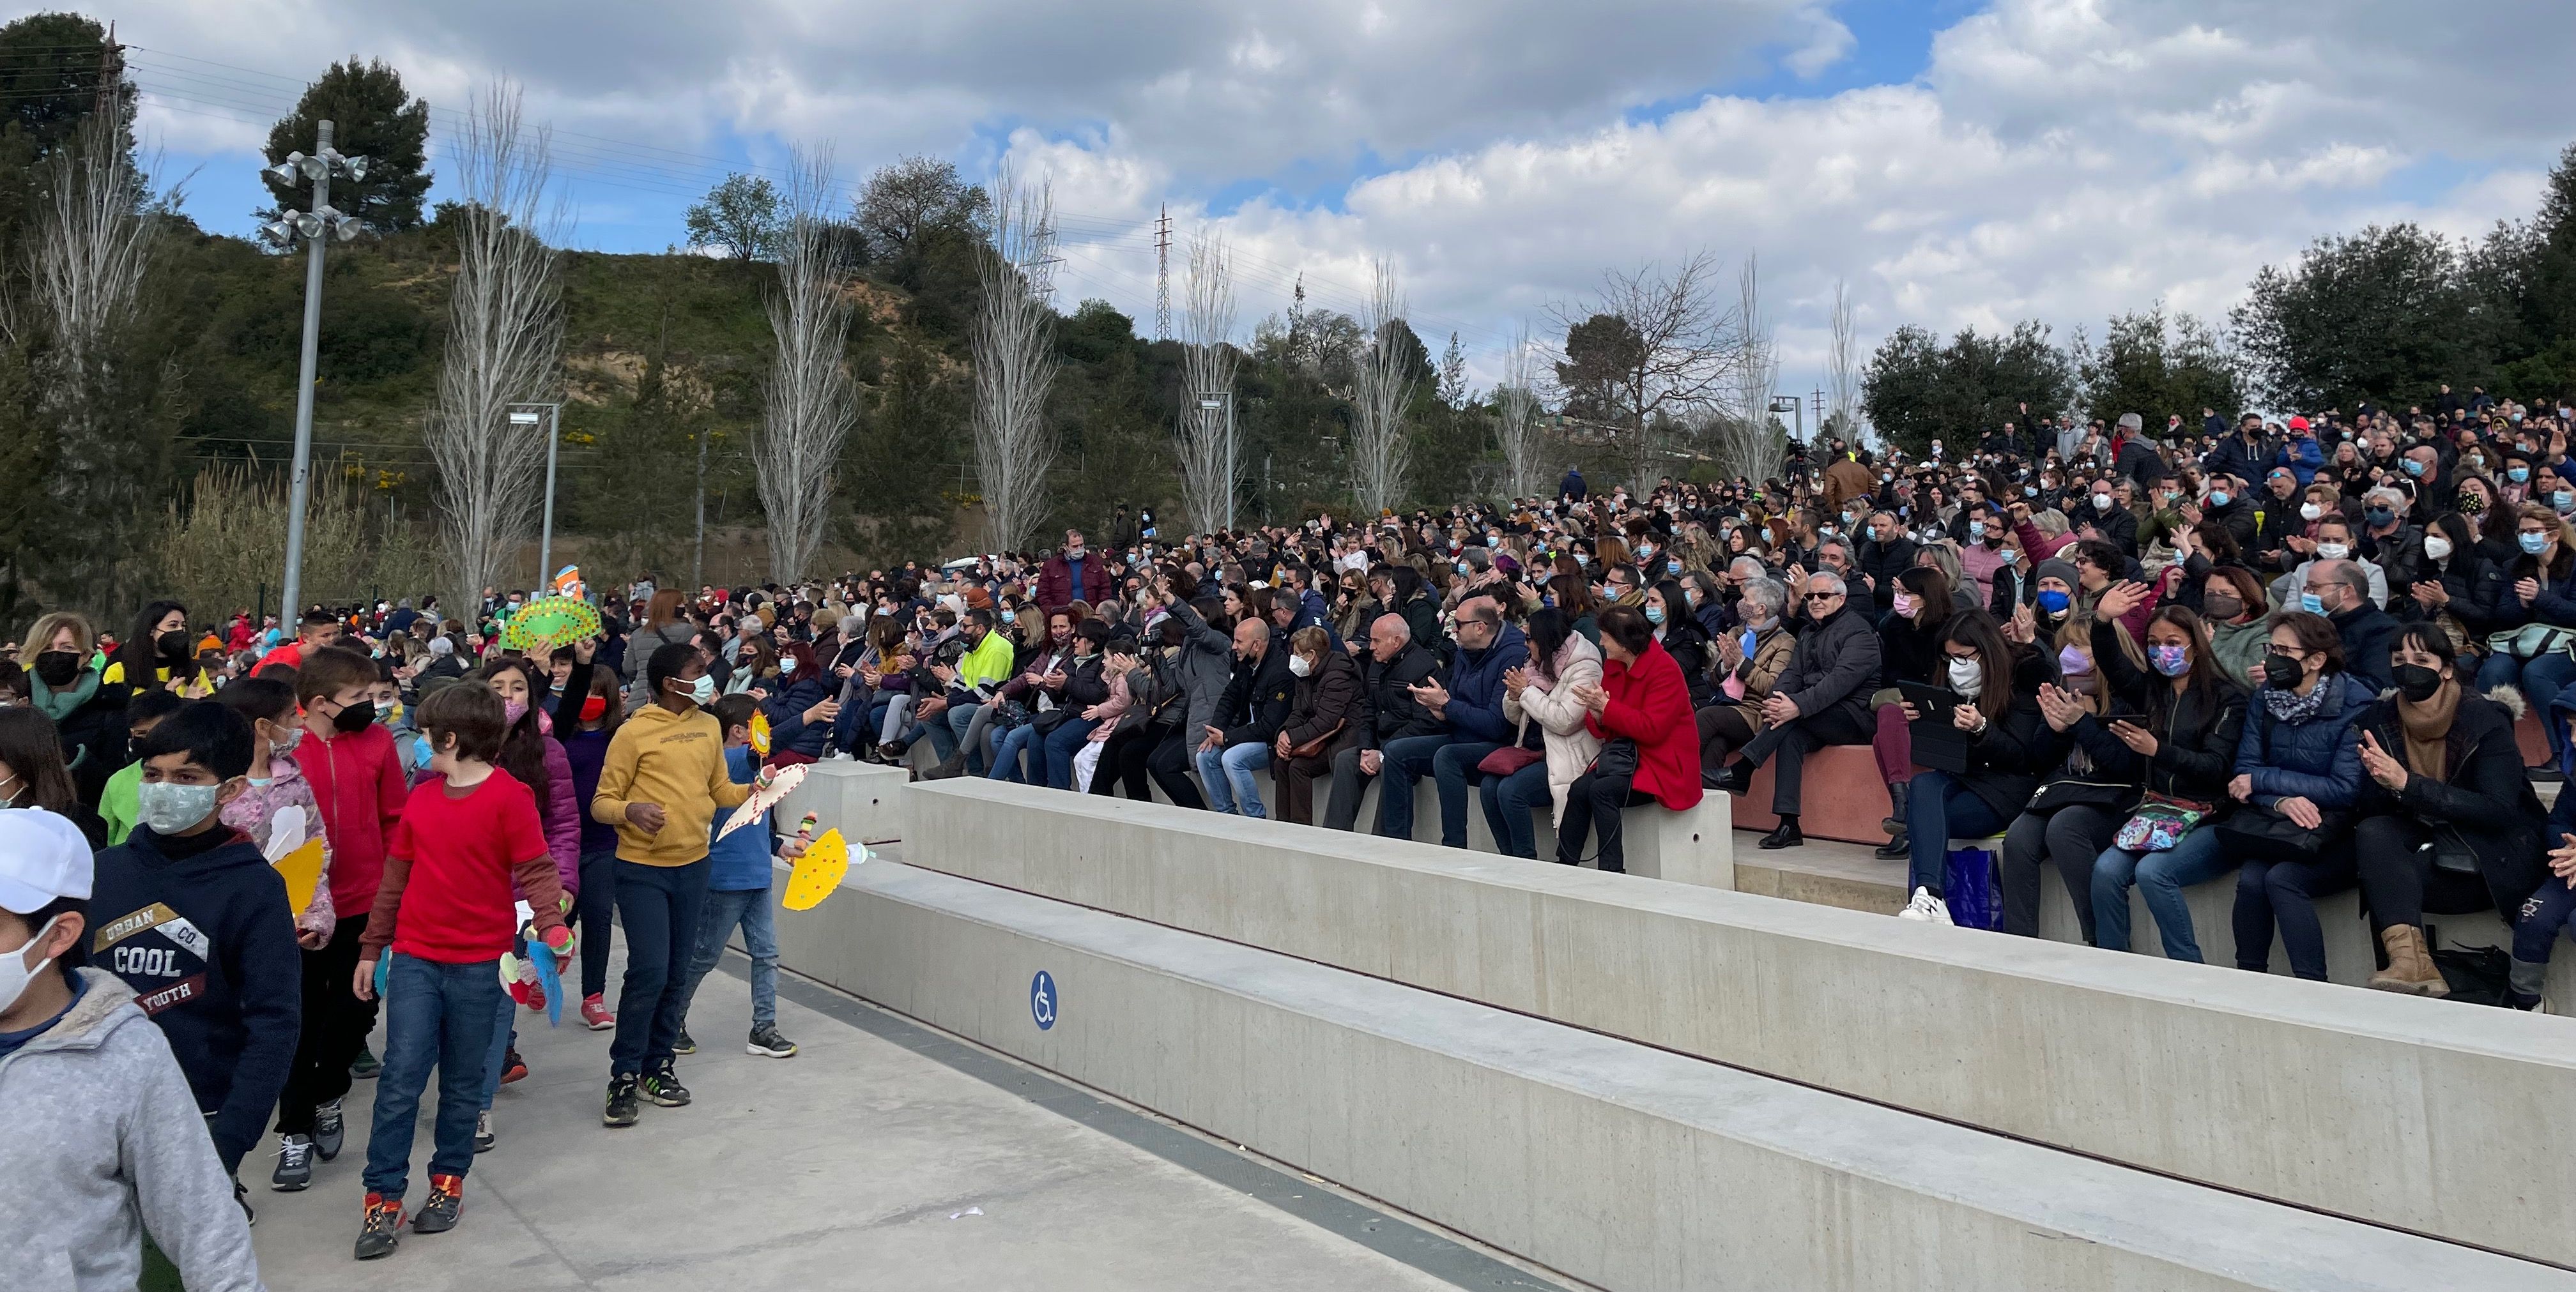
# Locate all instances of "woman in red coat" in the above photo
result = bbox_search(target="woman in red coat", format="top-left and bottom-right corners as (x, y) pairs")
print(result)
(1555, 604), (1702, 873)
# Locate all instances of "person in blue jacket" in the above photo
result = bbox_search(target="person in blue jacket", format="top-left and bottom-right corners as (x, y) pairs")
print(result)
(88, 701), (301, 1214)
(1560, 466), (1587, 503)
(674, 695), (799, 1060)
(2222, 611), (2375, 981)
(1416, 597), (1529, 848)
(2272, 416), (2324, 487)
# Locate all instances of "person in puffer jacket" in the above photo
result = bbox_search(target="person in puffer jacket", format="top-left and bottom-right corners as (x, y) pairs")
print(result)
(472, 660), (581, 1124)
(210, 680), (335, 945)
(2222, 610), (2375, 981)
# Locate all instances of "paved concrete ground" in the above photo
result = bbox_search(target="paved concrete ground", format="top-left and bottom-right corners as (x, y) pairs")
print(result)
(247, 942), (1481, 1291)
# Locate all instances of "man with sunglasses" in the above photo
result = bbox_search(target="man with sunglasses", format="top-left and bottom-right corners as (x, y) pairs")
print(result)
(1706, 572), (1882, 849)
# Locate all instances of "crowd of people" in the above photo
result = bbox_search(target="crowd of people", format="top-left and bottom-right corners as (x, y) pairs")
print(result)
(8, 386), (2576, 1285)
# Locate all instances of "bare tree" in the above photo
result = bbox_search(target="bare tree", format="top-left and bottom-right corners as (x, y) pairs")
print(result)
(1495, 324), (1545, 500)
(424, 84), (564, 614)
(971, 167), (1059, 553)
(1712, 252), (1784, 482)
(1550, 250), (1743, 490)
(1349, 257), (1416, 515)
(1, 109), (165, 604)
(756, 148), (861, 583)
(1176, 235), (1238, 533)
(1826, 277), (1862, 444)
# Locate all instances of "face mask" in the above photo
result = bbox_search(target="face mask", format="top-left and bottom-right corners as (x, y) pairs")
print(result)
(2364, 506), (2395, 528)
(1644, 605), (1666, 625)
(2035, 588), (2071, 615)
(2057, 644), (2094, 676)
(2391, 663), (2444, 703)
(332, 699), (374, 734)
(579, 694), (608, 722)
(0, 915), (62, 1015)
(2149, 644), (2191, 677)
(1287, 653), (1313, 678)
(136, 780), (222, 835)
(779, 656), (797, 676)
(503, 699), (530, 726)
(687, 674), (718, 704)
(1455, 562), (1471, 576)
(2315, 542), (2349, 560)
(2521, 531), (2550, 555)
(2092, 494), (2113, 512)
(1892, 591), (1918, 617)
(1573, 554), (1589, 568)
(415, 733), (437, 766)
(2023, 485), (2038, 498)
(1666, 559), (1682, 575)
(32, 651), (80, 688)
(2511, 467), (2531, 483)
(1947, 657), (1984, 695)
(2556, 491), (2573, 512)
(2299, 503), (2324, 521)
(2401, 459), (2425, 477)
(2262, 651), (2304, 689)
(2299, 592), (2327, 614)
(157, 630), (192, 663)
(2208, 490), (2231, 507)
(2425, 534), (2454, 561)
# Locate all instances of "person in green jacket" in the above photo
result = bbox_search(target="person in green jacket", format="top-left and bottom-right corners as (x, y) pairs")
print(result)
(98, 691), (186, 846)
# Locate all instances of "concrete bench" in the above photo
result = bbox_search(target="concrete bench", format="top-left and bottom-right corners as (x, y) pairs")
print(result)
(1729, 743), (1895, 845)
(1337, 762), (1735, 888)
(781, 860), (2575, 1292)
(776, 759), (908, 844)
(887, 780), (2576, 1265)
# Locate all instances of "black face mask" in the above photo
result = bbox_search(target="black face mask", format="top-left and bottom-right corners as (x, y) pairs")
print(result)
(33, 650), (81, 687)
(2262, 651), (2304, 690)
(2391, 663), (2445, 703)
(330, 699), (377, 734)
(157, 631), (192, 663)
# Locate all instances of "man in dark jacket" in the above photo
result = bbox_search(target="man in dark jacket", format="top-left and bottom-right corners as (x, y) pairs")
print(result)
(1323, 615), (1443, 832)
(1197, 619), (1295, 817)
(2201, 413), (2274, 488)
(2112, 412), (2170, 488)
(1710, 572), (1884, 848)
(1560, 466), (1587, 502)
(1420, 600), (1530, 847)
(1034, 529), (1112, 612)
(1855, 510), (1918, 614)
(2310, 559), (2398, 693)
(88, 703), (301, 1192)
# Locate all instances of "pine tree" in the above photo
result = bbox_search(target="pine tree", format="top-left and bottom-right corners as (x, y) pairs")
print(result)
(263, 59), (433, 232)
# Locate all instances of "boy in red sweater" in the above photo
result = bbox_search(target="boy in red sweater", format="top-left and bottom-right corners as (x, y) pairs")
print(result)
(349, 681), (571, 1260)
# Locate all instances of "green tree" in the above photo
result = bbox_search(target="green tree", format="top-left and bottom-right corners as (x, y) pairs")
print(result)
(1554, 313), (1646, 424)
(2074, 303), (2242, 430)
(2229, 223), (2500, 411)
(262, 59), (432, 232)
(683, 172), (782, 262)
(0, 13), (132, 264)
(1860, 321), (2073, 457)
(854, 156), (989, 337)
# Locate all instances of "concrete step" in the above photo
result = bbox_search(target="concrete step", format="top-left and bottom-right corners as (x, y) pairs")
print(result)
(785, 860), (2575, 1292)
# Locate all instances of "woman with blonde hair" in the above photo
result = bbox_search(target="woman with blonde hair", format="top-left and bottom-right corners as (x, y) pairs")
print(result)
(14, 610), (130, 806)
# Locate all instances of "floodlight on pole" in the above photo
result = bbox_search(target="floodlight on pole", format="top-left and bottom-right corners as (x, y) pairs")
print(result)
(1769, 395), (1805, 448)
(509, 403), (565, 583)
(263, 121), (371, 619)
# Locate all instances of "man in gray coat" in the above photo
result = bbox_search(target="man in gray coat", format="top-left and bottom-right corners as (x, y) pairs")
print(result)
(1709, 572), (1884, 849)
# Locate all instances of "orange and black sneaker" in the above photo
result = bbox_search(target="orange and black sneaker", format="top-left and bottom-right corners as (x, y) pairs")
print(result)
(355, 1193), (404, 1260)
(413, 1174), (464, 1235)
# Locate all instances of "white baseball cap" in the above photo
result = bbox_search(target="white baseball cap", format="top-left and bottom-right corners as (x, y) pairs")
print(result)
(0, 809), (93, 914)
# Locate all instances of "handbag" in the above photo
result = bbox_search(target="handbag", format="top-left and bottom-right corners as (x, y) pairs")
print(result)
(2026, 778), (2139, 817)
(1593, 738), (1638, 780)
(2422, 825), (2481, 876)
(2487, 623), (2576, 661)
(2213, 802), (2348, 862)
(1477, 745), (1544, 776)
(2114, 792), (2212, 853)
(1284, 719), (1345, 760)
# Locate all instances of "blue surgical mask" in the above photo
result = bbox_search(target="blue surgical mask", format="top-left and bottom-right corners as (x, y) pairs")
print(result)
(1667, 559), (1682, 575)
(2557, 490), (2573, 512)
(2299, 592), (2326, 614)
(1644, 605), (1666, 625)
(689, 673), (718, 704)
(2521, 531), (2551, 555)
(2511, 467), (2531, 483)
(1000, 609), (1016, 625)
(2149, 644), (2191, 677)
(135, 780), (222, 835)
(2208, 490), (2231, 507)
(2401, 458), (2425, 477)
(2036, 588), (2071, 615)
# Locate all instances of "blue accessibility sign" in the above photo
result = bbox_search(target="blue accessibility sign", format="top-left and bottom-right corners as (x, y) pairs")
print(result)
(1030, 970), (1058, 1031)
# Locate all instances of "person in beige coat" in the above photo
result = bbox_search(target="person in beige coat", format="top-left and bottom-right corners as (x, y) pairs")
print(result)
(1482, 608), (1604, 858)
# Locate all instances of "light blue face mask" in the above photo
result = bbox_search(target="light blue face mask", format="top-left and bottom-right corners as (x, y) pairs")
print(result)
(2209, 490), (2231, 507)
(2299, 592), (2326, 614)
(1644, 605), (1666, 625)
(2522, 531), (2551, 555)
(689, 673), (718, 704)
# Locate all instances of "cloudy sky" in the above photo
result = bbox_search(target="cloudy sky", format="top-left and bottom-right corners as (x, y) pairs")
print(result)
(89, 0), (2575, 393)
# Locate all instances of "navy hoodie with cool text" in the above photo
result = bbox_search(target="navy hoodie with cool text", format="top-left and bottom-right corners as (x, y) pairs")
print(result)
(89, 823), (303, 1176)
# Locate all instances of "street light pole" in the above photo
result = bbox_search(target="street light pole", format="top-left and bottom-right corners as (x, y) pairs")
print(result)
(260, 123), (367, 618)
(511, 403), (564, 589)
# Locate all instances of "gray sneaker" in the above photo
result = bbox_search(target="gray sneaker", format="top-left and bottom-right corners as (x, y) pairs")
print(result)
(746, 1024), (798, 1058)
(270, 1134), (314, 1192)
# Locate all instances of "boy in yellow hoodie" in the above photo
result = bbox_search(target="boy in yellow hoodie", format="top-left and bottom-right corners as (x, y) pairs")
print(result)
(588, 642), (760, 1126)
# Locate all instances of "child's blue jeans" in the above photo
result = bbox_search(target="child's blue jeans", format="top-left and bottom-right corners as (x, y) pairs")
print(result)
(364, 952), (504, 1198)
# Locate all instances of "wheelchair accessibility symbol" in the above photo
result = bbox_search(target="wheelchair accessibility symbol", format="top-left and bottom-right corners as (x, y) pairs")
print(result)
(1031, 970), (1058, 1031)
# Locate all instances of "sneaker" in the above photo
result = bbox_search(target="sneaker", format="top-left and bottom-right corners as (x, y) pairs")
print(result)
(579, 994), (615, 1031)
(673, 1029), (697, 1056)
(473, 1109), (495, 1153)
(1896, 887), (1954, 925)
(642, 1064), (692, 1107)
(313, 1098), (345, 1161)
(746, 1024), (799, 1058)
(604, 1074), (641, 1127)
(500, 1048), (527, 1084)
(412, 1174), (463, 1234)
(355, 1194), (404, 1259)
(236, 1178), (255, 1226)
(270, 1134), (314, 1191)
(349, 1045), (382, 1080)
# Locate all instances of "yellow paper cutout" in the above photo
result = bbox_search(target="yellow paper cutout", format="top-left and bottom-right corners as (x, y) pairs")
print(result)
(781, 828), (851, 911)
(273, 839), (325, 915)
(750, 710), (772, 757)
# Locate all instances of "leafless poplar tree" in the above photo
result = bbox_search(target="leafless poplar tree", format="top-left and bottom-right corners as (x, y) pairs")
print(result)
(1550, 250), (1743, 490)
(1827, 277), (1862, 444)
(1176, 235), (1238, 533)
(756, 148), (859, 582)
(970, 167), (1059, 554)
(1349, 257), (1416, 515)
(1712, 252), (1784, 482)
(3, 110), (164, 598)
(425, 85), (564, 611)
(1495, 325), (1544, 500)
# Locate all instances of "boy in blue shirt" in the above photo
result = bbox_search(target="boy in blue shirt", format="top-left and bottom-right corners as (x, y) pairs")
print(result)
(674, 695), (798, 1059)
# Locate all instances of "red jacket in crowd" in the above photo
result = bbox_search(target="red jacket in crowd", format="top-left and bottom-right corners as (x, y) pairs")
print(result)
(1036, 550), (1112, 611)
(1585, 639), (1702, 811)
(295, 721), (410, 919)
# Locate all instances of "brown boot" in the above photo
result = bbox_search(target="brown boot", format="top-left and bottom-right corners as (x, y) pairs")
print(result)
(2367, 925), (2450, 997)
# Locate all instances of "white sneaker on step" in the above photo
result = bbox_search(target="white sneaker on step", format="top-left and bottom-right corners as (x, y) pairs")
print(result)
(1897, 887), (1953, 925)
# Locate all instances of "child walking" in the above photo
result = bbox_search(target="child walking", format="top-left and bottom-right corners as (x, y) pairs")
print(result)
(674, 695), (799, 1060)
(349, 681), (569, 1259)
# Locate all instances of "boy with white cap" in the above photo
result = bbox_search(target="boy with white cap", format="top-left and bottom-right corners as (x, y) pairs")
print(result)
(0, 807), (267, 1291)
